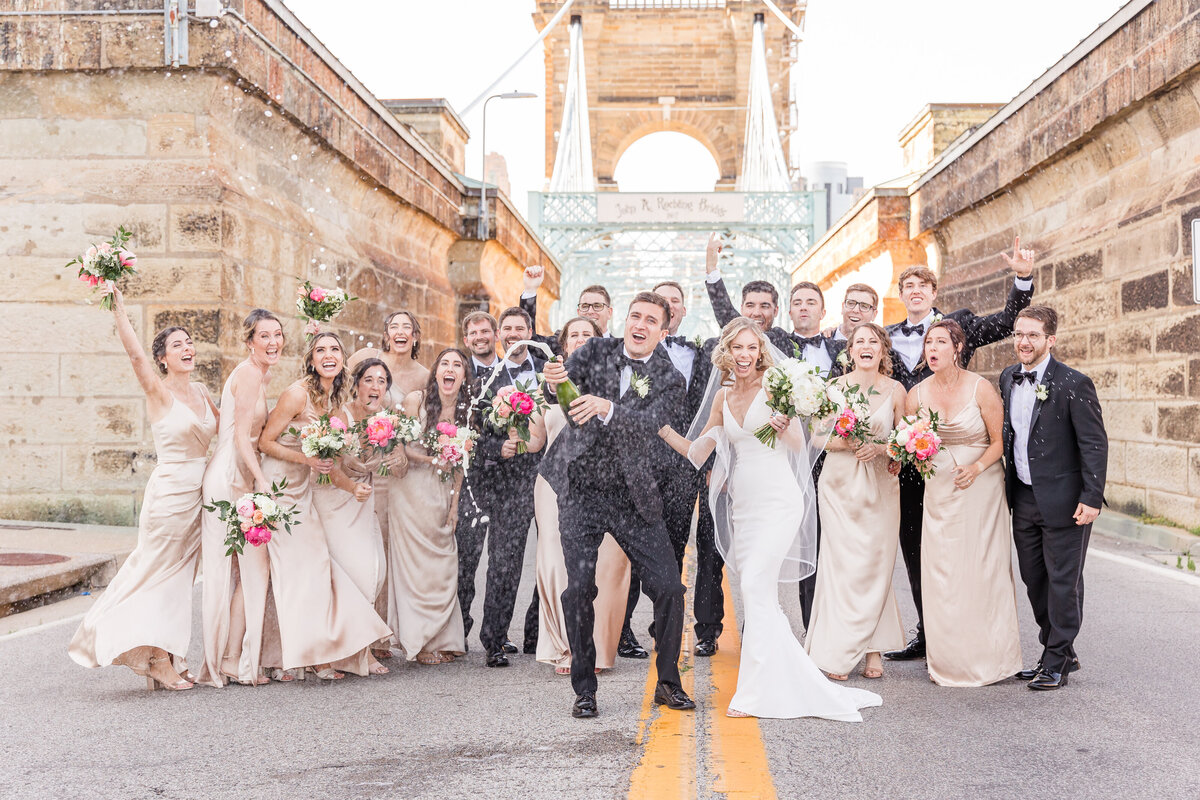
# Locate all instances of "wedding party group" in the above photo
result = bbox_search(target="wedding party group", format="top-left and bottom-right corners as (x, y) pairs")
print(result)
(65, 226), (1108, 723)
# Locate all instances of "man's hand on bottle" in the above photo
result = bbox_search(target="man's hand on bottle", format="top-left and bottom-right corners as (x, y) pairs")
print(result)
(569, 395), (612, 425)
(543, 359), (567, 389)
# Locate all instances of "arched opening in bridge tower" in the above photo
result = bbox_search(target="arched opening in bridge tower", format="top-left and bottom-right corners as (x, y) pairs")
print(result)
(612, 132), (720, 193)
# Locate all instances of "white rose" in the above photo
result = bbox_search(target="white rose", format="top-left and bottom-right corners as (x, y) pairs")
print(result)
(257, 498), (278, 518)
(894, 428), (911, 446)
(826, 384), (846, 408)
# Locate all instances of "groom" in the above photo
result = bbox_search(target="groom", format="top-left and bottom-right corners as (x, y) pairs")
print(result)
(541, 292), (693, 719)
(1000, 306), (1107, 691)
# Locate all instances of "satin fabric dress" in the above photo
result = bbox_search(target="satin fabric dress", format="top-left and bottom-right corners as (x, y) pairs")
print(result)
(386, 405), (467, 659)
(258, 387), (392, 674)
(722, 389), (881, 720)
(806, 392), (906, 674)
(918, 379), (1023, 687)
(69, 394), (216, 673)
(310, 406), (387, 629)
(197, 363), (277, 686)
(369, 384), (403, 636)
(534, 405), (631, 670)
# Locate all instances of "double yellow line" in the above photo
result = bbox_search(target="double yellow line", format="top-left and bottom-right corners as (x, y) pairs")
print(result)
(628, 558), (778, 799)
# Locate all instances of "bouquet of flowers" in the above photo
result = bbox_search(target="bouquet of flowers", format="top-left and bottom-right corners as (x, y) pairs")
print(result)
(359, 409), (423, 476)
(66, 227), (137, 311)
(295, 280), (355, 338)
(424, 421), (478, 481)
(754, 358), (830, 447)
(483, 381), (547, 454)
(827, 382), (878, 447)
(886, 410), (943, 479)
(204, 480), (300, 556)
(290, 413), (356, 484)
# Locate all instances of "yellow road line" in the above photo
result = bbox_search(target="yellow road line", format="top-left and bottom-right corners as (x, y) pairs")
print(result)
(706, 573), (778, 799)
(628, 551), (697, 800)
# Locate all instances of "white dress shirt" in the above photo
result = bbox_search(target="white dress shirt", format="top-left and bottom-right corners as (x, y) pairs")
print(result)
(891, 311), (936, 372)
(501, 354), (539, 390)
(798, 339), (832, 374)
(599, 347), (651, 425)
(663, 339), (696, 388)
(833, 327), (848, 342)
(1009, 353), (1050, 485)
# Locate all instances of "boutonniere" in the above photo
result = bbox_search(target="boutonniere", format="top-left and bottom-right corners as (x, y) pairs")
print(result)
(1034, 383), (1049, 401)
(692, 334), (704, 350)
(930, 313), (944, 325)
(629, 371), (651, 398)
(836, 350), (850, 368)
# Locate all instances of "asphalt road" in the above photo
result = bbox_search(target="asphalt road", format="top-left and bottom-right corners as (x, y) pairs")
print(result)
(0, 530), (1197, 799)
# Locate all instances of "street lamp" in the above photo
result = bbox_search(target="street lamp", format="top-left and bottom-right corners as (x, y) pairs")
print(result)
(478, 91), (537, 240)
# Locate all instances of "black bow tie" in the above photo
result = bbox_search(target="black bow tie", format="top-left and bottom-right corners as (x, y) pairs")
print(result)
(618, 353), (645, 371)
(1012, 370), (1039, 385)
(796, 335), (825, 349)
(899, 323), (925, 337)
(665, 335), (689, 348)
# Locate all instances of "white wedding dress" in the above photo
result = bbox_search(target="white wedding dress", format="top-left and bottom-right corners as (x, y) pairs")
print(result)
(697, 388), (882, 721)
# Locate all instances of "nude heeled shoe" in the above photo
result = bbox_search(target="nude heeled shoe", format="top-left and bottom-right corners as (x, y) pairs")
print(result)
(146, 656), (193, 692)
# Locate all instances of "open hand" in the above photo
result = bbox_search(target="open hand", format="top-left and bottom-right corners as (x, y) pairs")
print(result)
(1073, 502), (1100, 526)
(523, 265), (545, 293)
(568, 394), (612, 425)
(1000, 234), (1035, 278)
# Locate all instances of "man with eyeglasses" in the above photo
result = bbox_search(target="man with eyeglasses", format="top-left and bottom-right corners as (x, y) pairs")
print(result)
(520, 267), (613, 355)
(883, 235), (1035, 664)
(826, 284), (880, 341)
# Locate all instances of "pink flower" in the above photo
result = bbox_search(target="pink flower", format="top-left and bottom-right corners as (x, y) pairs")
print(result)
(236, 497), (255, 518)
(833, 409), (857, 438)
(118, 249), (136, 268)
(495, 403), (513, 419)
(907, 431), (939, 460)
(304, 320), (321, 337)
(436, 421), (457, 437)
(366, 418), (394, 446)
(85, 245), (97, 259)
(510, 392), (534, 416)
(97, 242), (112, 254)
(436, 433), (450, 446)
(309, 286), (328, 302)
(496, 386), (516, 402)
(244, 526), (272, 547)
(329, 416), (347, 432)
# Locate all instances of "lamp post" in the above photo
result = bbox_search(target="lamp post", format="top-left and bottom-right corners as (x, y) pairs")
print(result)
(478, 91), (537, 240)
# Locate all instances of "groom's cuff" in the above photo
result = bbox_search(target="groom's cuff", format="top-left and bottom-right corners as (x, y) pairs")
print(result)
(599, 400), (615, 425)
(705, 270), (722, 284)
(1014, 276), (1033, 291)
(520, 290), (537, 299)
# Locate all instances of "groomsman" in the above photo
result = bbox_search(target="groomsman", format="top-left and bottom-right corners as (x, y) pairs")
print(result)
(541, 292), (693, 718)
(825, 283), (880, 341)
(884, 236), (1036, 662)
(520, 269), (614, 354)
(464, 307), (546, 667)
(1001, 306), (1106, 690)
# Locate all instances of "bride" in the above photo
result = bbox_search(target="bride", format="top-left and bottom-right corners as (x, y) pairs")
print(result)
(659, 317), (881, 721)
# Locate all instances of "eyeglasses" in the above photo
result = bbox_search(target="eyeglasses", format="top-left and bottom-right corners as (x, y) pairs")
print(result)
(843, 300), (876, 312)
(577, 302), (609, 312)
(1012, 332), (1047, 342)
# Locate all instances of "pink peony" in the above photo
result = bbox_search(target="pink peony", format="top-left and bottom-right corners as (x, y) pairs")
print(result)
(85, 245), (98, 259)
(97, 242), (112, 253)
(244, 526), (272, 547)
(329, 416), (347, 432)
(496, 385), (515, 402)
(833, 409), (857, 438)
(366, 418), (394, 446)
(309, 286), (328, 302)
(236, 497), (256, 518)
(118, 249), (136, 268)
(436, 434), (450, 446)
(436, 421), (457, 437)
(907, 431), (938, 460)
(495, 403), (513, 419)
(510, 392), (534, 416)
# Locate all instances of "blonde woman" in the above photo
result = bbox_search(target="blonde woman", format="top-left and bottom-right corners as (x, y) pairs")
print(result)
(659, 317), (881, 721)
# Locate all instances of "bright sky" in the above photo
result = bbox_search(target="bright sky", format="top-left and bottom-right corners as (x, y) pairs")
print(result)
(281, 0), (1129, 209)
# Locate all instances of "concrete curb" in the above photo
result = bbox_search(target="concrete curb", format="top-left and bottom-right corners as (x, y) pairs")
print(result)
(1094, 511), (1200, 554)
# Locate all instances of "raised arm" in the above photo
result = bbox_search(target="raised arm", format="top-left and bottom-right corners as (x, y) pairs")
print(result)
(704, 232), (739, 327)
(103, 285), (171, 417)
(957, 235), (1035, 349)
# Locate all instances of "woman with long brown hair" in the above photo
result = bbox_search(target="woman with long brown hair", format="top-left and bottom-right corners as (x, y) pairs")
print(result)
(387, 347), (472, 665)
(257, 331), (391, 680)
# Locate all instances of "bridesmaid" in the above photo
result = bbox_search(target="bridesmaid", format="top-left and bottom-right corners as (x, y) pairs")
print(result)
(312, 357), (392, 676)
(388, 347), (471, 664)
(805, 322), (907, 680)
(531, 318), (632, 675)
(69, 285), (217, 691)
(197, 308), (283, 687)
(912, 319), (1023, 686)
(257, 331), (392, 680)
(348, 310), (429, 656)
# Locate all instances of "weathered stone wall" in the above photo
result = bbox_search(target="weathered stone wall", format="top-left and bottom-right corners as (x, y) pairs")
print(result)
(0, 0), (559, 524)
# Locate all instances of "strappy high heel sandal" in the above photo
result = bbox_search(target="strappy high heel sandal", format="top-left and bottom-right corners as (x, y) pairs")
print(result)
(146, 656), (193, 692)
(308, 665), (344, 681)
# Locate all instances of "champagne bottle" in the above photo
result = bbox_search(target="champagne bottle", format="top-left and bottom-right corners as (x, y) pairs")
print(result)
(554, 357), (582, 425)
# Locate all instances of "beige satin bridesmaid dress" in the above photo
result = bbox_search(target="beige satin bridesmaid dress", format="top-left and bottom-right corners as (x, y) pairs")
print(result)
(258, 385), (392, 675)
(919, 379), (1023, 687)
(533, 406), (632, 671)
(806, 391), (906, 675)
(69, 392), (216, 673)
(197, 363), (278, 687)
(386, 404), (466, 660)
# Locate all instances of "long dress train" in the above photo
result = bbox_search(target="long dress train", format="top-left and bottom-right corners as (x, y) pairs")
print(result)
(918, 379), (1023, 687)
(69, 396), (216, 673)
(805, 391), (905, 674)
(534, 405), (631, 670)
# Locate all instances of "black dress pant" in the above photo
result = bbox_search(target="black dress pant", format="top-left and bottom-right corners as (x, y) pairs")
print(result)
(624, 462), (695, 635)
(560, 490), (685, 697)
(797, 453), (826, 628)
(1012, 481), (1090, 674)
(692, 477), (724, 641)
(476, 472), (539, 655)
(897, 464), (926, 642)
(455, 478), (488, 639)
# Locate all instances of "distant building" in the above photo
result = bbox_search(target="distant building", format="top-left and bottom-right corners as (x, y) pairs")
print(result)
(801, 162), (864, 237)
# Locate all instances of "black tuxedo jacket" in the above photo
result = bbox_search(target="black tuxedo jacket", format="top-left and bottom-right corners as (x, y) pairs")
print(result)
(657, 335), (714, 430)
(519, 293), (565, 357)
(706, 277), (846, 375)
(999, 356), (1107, 529)
(538, 336), (686, 523)
(886, 281), (1034, 390)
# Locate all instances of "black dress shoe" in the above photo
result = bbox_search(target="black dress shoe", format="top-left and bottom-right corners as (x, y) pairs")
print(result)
(618, 631), (649, 659)
(1028, 670), (1067, 690)
(694, 639), (718, 657)
(486, 650), (510, 668)
(883, 636), (926, 661)
(653, 681), (696, 711)
(1018, 657), (1080, 681)
(502, 640), (518, 654)
(572, 692), (598, 718)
